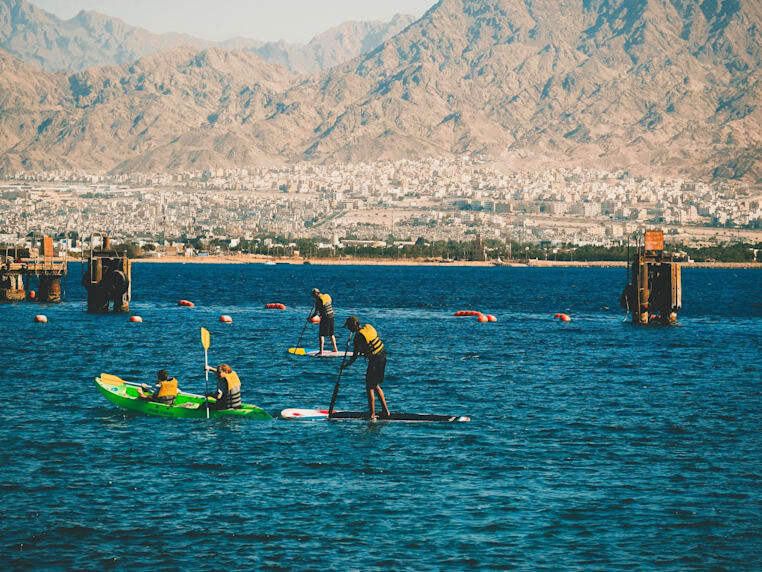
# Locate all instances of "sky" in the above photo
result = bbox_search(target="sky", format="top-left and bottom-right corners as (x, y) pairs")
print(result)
(30, 0), (439, 43)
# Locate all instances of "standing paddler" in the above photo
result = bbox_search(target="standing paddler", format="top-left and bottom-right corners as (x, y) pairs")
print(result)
(308, 288), (339, 355)
(340, 316), (391, 421)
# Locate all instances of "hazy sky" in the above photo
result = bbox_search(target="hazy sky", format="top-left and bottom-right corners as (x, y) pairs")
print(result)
(31, 0), (439, 43)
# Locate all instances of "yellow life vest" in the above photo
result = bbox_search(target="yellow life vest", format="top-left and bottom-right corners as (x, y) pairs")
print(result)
(219, 371), (242, 409)
(156, 378), (178, 398)
(317, 293), (334, 318)
(358, 324), (384, 356)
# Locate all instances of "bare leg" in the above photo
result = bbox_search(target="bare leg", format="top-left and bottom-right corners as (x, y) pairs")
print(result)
(318, 335), (325, 355)
(366, 387), (376, 420)
(375, 386), (390, 417)
(330, 335), (338, 353)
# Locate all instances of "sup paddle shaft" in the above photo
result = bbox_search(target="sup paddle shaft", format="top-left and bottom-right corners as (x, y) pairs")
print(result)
(295, 311), (311, 350)
(328, 333), (352, 419)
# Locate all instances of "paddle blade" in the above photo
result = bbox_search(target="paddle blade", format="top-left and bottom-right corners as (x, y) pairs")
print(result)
(288, 347), (306, 355)
(201, 327), (210, 350)
(99, 373), (126, 386)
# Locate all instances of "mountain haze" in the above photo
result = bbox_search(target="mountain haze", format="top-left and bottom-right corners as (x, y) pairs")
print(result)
(0, 0), (415, 74)
(1, 0), (760, 182)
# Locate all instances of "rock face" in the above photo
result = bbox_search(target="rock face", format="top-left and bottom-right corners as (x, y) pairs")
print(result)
(1, 0), (760, 181)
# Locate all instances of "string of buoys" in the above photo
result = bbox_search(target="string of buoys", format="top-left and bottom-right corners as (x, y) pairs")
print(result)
(554, 313), (571, 322)
(34, 314), (47, 323)
(455, 310), (497, 322)
(309, 315), (320, 323)
(178, 300), (195, 307)
(265, 303), (286, 310)
(130, 316), (143, 323)
(219, 315), (233, 323)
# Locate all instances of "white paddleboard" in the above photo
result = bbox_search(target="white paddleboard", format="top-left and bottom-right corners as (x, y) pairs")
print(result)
(287, 348), (349, 357)
(280, 408), (470, 422)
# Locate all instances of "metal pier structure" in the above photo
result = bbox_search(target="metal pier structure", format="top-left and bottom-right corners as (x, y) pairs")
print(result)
(1, 237), (68, 303)
(620, 230), (682, 325)
(81, 233), (131, 313)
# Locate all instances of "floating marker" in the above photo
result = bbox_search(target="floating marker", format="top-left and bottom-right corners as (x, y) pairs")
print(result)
(309, 315), (320, 323)
(559, 313), (571, 322)
(34, 314), (48, 323)
(455, 310), (481, 317)
(29, 290), (36, 300)
(486, 314), (497, 322)
(477, 314), (488, 322)
(220, 315), (233, 323)
(178, 300), (195, 307)
(130, 316), (143, 323)
(265, 303), (286, 310)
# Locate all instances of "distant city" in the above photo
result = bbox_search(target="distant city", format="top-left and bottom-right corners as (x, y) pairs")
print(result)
(2, 157), (761, 256)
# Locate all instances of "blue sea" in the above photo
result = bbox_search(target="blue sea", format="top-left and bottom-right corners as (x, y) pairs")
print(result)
(1, 263), (760, 570)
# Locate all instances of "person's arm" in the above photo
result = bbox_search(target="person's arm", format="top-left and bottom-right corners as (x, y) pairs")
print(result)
(342, 334), (361, 369)
(307, 302), (318, 319)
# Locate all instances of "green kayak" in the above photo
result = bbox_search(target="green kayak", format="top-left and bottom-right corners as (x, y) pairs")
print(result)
(95, 374), (273, 420)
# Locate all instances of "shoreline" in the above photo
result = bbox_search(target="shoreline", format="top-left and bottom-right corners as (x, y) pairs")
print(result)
(129, 255), (762, 269)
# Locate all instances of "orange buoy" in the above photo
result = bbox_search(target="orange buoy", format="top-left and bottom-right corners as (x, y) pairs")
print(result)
(477, 314), (488, 322)
(309, 315), (320, 323)
(29, 290), (36, 300)
(265, 303), (286, 310)
(220, 315), (233, 323)
(178, 300), (195, 307)
(130, 316), (143, 323)
(559, 313), (571, 322)
(554, 313), (561, 318)
(34, 314), (47, 323)
(455, 310), (481, 317)
(486, 314), (497, 322)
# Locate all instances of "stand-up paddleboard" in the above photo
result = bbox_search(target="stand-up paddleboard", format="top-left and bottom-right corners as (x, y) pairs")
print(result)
(281, 408), (470, 422)
(287, 348), (349, 357)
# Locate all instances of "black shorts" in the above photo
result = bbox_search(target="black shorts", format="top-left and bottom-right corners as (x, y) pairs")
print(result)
(365, 355), (386, 389)
(319, 316), (335, 337)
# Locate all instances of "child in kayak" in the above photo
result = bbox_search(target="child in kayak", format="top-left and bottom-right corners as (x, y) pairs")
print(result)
(136, 369), (178, 405)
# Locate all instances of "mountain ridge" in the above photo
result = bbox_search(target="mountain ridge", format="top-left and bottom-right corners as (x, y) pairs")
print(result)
(1, 0), (760, 182)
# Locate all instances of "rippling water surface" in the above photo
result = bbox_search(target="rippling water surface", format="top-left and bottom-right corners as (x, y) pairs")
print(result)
(1, 263), (760, 569)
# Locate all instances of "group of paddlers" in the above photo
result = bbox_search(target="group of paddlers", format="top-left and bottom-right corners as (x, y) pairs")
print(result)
(137, 287), (391, 420)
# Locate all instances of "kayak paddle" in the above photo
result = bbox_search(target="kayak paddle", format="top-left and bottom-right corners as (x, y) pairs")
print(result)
(201, 327), (210, 419)
(328, 332), (352, 419)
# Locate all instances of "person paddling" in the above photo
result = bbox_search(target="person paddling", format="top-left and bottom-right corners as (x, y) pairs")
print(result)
(308, 288), (339, 355)
(340, 316), (390, 421)
(137, 369), (178, 406)
(202, 363), (242, 410)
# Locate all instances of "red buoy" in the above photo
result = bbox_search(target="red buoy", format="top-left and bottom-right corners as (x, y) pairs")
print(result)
(559, 313), (571, 322)
(220, 315), (233, 323)
(455, 310), (481, 317)
(486, 314), (497, 322)
(265, 303), (286, 310)
(554, 313), (561, 318)
(130, 316), (143, 323)
(178, 300), (195, 307)
(309, 315), (320, 323)
(477, 314), (488, 322)
(29, 290), (36, 300)
(34, 314), (47, 323)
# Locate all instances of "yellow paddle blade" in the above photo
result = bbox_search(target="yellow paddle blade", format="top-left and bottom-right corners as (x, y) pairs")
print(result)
(99, 373), (126, 386)
(201, 327), (210, 350)
(288, 347), (306, 355)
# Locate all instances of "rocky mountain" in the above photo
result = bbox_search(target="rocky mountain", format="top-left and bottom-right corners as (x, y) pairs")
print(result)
(222, 14), (416, 75)
(0, 0), (210, 70)
(1, 0), (760, 182)
(0, 0), (414, 74)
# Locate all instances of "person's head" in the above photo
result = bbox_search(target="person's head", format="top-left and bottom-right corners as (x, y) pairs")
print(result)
(157, 369), (170, 381)
(343, 316), (360, 332)
(311, 288), (320, 298)
(216, 364), (232, 377)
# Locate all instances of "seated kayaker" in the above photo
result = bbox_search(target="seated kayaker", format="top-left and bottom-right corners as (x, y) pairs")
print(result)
(203, 363), (242, 410)
(137, 369), (178, 406)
